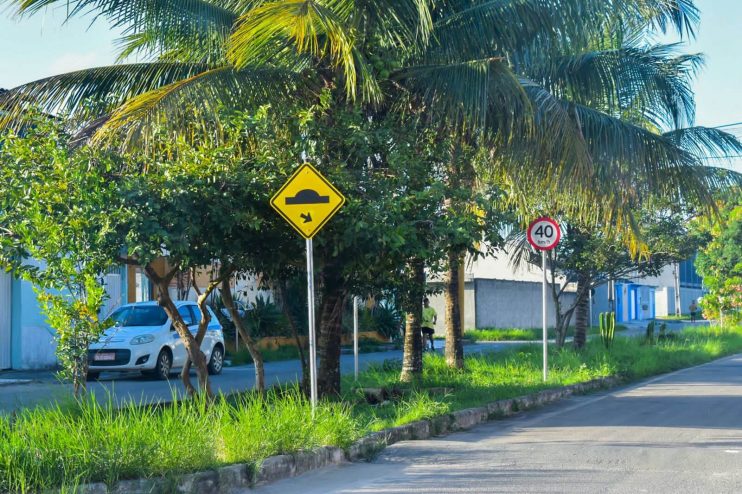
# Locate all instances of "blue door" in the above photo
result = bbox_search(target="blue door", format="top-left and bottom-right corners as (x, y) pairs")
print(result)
(628, 285), (638, 320)
(615, 284), (624, 322)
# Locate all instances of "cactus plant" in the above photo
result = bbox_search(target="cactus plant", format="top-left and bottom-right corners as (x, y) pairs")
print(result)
(645, 320), (655, 345)
(600, 312), (616, 349)
(658, 322), (668, 341)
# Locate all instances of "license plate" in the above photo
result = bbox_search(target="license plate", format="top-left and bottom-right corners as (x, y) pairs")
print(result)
(94, 352), (116, 361)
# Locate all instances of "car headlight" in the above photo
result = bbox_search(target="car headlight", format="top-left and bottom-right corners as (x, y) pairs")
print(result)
(130, 334), (155, 345)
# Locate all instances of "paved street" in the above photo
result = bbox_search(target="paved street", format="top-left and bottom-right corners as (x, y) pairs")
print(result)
(252, 352), (742, 494)
(0, 341), (517, 413)
(0, 320), (700, 413)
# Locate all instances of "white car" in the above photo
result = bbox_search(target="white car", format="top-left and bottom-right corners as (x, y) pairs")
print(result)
(88, 301), (225, 380)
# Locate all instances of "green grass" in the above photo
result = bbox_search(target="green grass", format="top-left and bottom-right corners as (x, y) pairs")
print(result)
(0, 388), (359, 493)
(346, 325), (742, 430)
(463, 325), (627, 342)
(3, 325), (741, 492)
(656, 314), (693, 321)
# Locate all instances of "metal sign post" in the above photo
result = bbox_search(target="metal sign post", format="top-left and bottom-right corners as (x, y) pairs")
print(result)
(527, 217), (561, 383)
(270, 163), (346, 414)
(353, 296), (359, 380)
(305, 239), (318, 411)
(542, 250), (548, 381)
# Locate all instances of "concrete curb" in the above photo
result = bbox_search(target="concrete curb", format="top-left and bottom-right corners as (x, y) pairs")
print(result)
(71, 376), (621, 493)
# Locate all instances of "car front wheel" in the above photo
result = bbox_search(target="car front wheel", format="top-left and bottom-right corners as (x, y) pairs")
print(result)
(145, 349), (172, 380)
(208, 345), (224, 375)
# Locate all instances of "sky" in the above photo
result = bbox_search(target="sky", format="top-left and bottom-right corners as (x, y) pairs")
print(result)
(0, 0), (740, 167)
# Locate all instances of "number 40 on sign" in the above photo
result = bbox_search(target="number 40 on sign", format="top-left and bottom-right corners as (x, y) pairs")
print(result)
(527, 217), (561, 251)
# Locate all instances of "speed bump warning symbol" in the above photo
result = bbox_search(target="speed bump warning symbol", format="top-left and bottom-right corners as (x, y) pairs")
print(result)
(270, 163), (346, 239)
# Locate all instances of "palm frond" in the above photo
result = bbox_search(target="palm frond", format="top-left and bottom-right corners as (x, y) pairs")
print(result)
(5, 0), (236, 33)
(0, 63), (210, 129)
(228, 0), (367, 101)
(522, 44), (703, 129)
(663, 126), (742, 159)
(91, 66), (316, 148)
(355, 0), (431, 50)
(394, 58), (531, 133)
(428, 0), (699, 64)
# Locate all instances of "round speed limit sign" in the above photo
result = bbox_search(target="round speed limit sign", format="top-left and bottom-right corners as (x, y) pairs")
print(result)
(527, 217), (561, 251)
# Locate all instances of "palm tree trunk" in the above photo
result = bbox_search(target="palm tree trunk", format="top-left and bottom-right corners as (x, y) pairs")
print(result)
(400, 258), (425, 382)
(573, 274), (591, 349)
(445, 250), (464, 369)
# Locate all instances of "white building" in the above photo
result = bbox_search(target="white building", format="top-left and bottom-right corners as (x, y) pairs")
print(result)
(428, 251), (703, 332)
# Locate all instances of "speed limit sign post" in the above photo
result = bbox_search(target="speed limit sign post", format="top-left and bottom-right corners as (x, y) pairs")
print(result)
(527, 217), (561, 382)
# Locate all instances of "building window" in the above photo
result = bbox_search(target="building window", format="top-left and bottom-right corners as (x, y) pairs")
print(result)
(679, 255), (702, 288)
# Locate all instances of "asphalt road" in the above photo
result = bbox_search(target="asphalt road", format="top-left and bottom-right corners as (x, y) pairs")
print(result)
(251, 351), (742, 494)
(0, 320), (697, 413)
(0, 341), (516, 413)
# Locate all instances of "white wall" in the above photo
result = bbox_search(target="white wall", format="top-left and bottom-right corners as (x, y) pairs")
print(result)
(428, 282), (476, 333)
(15, 278), (57, 369)
(466, 251), (568, 284)
(473, 279), (575, 329)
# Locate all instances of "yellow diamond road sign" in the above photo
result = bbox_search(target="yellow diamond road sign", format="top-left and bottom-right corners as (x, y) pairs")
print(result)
(270, 163), (346, 239)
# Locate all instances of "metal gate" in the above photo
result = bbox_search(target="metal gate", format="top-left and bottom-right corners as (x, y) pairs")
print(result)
(101, 272), (122, 318)
(0, 271), (11, 369)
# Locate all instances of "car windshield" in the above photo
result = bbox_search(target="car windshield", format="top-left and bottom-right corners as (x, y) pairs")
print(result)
(109, 306), (168, 327)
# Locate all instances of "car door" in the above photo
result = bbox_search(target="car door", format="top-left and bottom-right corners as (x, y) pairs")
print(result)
(172, 304), (198, 367)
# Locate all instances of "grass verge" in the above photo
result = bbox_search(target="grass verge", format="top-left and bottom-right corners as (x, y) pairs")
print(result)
(227, 339), (397, 366)
(2, 325), (740, 492)
(0, 388), (359, 493)
(462, 325), (627, 342)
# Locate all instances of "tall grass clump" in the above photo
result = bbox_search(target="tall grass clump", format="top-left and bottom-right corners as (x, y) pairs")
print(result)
(0, 394), (217, 493)
(220, 387), (360, 463)
(0, 387), (361, 493)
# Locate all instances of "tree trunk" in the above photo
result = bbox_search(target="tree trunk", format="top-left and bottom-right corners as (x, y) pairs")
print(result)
(548, 260), (569, 348)
(400, 258), (425, 383)
(573, 296), (589, 349)
(554, 313), (569, 348)
(276, 282), (309, 394)
(181, 269), (226, 394)
(221, 278), (265, 393)
(445, 250), (464, 369)
(317, 266), (346, 398)
(573, 274), (591, 350)
(146, 265), (213, 399)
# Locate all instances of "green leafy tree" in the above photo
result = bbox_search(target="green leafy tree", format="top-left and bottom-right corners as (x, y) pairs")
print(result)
(0, 118), (120, 395)
(36, 277), (112, 396)
(695, 194), (742, 325)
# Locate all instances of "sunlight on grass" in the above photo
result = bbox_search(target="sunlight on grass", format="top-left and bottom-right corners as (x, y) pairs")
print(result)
(2, 325), (740, 492)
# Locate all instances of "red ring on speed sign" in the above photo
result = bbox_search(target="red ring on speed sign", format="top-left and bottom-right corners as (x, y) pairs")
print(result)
(527, 217), (561, 251)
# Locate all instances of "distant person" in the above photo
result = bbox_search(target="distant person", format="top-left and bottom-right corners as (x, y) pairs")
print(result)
(689, 301), (698, 322)
(421, 297), (437, 351)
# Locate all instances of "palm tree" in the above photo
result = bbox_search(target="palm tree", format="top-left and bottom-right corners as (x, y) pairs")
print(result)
(0, 0), (728, 389)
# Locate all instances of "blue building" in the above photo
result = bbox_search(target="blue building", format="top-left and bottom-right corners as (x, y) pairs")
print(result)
(0, 267), (129, 370)
(590, 256), (704, 325)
